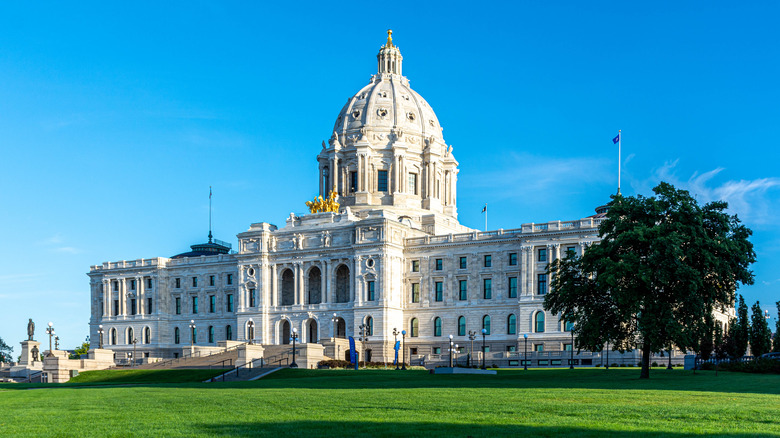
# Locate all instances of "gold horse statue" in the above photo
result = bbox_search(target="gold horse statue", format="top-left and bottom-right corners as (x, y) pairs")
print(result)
(306, 191), (339, 213)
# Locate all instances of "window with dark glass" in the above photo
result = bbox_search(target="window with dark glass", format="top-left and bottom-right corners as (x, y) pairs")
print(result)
(130, 279), (136, 290)
(175, 278), (181, 288)
(147, 278), (153, 289)
(209, 275), (215, 287)
(208, 326), (215, 343)
(112, 281), (118, 291)
(508, 277), (518, 298)
(410, 318), (419, 337)
(433, 347), (441, 354)
(567, 246), (577, 256)
(191, 326), (197, 344)
(130, 299), (137, 315)
(192, 277), (198, 287)
(411, 283), (420, 303)
(226, 325), (233, 341)
(535, 344), (544, 352)
(99, 300), (103, 317)
(113, 300), (119, 316)
(538, 274), (548, 295)
(508, 314), (517, 335)
(367, 281), (375, 301)
(350, 171), (358, 192)
(174, 327), (180, 344)
(509, 252), (518, 266)
(175, 297), (181, 315)
(459, 257), (467, 269)
(483, 278), (492, 299)
(146, 297), (153, 314)
(192, 297), (198, 314)
(226, 294), (234, 312)
(377, 170), (388, 192)
(209, 295), (216, 313)
(538, 248), (547, 262)
(459, 280), (467, 300)
(535, 312), (546, 333)
(435, 258), (443, 270)
(483, 315), (491, 335)
(458, 316), (466, 336)
(484, 255), (492, 267)
(435, 281), (443, 302)
(249, 288), (256, 307)
(227, 274), (233, 285)
(411, 260), (420, 272)
(564, 320), (574, 332)
(433, 317), (442, 337)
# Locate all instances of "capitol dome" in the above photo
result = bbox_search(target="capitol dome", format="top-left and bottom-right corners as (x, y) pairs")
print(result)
(316, 31), (461, 227)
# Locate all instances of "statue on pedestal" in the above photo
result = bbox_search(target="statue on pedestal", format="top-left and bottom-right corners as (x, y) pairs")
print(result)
(30, 345), (39, 363)
(27, 318), (35, 341)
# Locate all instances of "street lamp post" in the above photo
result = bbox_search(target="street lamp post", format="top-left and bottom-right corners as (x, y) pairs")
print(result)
(448, 334), (453, 368)
(570, 327), (575, 370)
(189, 320), (196, 352)
(393, 328), (400, 370)
(523, 333), (528, 371)
(290, 327), (299, 368)
(401, 330), (407, 370)
(331, 313), (339, 340)
(468, 330), (476, 367)
(454, 344), (459, 366)
(54, 336), (60, 351)
(481, 328), (487, 370)
(98, 325), (104, 349)
(132, 338), (137, 367)
(46, 322), (55, 357)
(667, 345), (673, 370)
(605, 341), (610, 370)
(358, 323), (369, 369)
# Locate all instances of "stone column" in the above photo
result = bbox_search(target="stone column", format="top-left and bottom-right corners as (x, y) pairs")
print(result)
(119, 279), (126, 316)
(137, 276), (144, 316)
(321, 260), (327, 304)
(271, 265), (278, 307)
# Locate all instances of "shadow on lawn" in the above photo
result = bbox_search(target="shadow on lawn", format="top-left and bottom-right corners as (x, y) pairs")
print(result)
(198, 420), (772, 437)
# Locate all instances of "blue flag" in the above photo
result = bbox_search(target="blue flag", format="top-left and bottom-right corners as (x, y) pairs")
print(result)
(393, 340), (400, 365)
(348, 336), (357, 364)
(612, 133), (620, 144)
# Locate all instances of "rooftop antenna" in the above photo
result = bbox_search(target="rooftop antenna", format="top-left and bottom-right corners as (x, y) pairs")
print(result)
(208, 186), (213, 243)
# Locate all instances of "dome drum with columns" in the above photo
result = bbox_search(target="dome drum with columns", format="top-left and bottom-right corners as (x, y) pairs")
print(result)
(317, 30), (460, 230)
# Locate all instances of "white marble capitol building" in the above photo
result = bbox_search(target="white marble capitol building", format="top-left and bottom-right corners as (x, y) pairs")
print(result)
(88, 32), (606, 364)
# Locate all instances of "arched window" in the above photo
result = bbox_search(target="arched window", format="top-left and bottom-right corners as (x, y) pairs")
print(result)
(208, 326), (215, 344)
(281, 269), (295, 306)
(127, 327), (134, 344)
(410, 318), (419, 337)
(226, 325), (233, 341)
(562, 319), (574, 332)
(174, 327), (180, 344)
(144, 327), (151, 344)
(281, 320), (291, 345)
(433, 317), (442, 337)
(507, 314), (517, 335)
(308, 319), (318, 343)
(366, 317), (373, 336)
(334, 317), (346, 338)
(308, 267), (322, 304)
(110, 328), (117, 345)
(191, 326), (197, 344)
(335, 265), (350, 303)
(458, 316), (466, 336)
(482, 315), (491, 335)
(535, 312), (545, 333)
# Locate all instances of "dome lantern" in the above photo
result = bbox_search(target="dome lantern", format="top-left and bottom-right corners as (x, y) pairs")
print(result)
(377, 29), (402, 75)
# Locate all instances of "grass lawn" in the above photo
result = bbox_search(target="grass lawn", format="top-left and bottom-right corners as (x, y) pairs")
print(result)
(1, 368), (779, 437)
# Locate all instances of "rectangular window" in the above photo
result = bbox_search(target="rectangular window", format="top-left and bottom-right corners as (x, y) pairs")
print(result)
(175, 297), (181, 315)
(350, 171), (358, 192)
(227, 274), (233, 285)
(209, 275), (215, 287)
(409, 173), (417, 195)
(483, 346), (491, 353)
(99, 300), (104, 317)
(564, 344), (573, 351)
(508, 277), (518, 298)
(112, 281), (118, 291)
(226, 294), (234, 312)
(411, 283), (420, 303)
(130, 279), (136, 290)
(567, 246), (577, 256)
(459, 257), (467, 269)
(209, 295), (216, 313)
(435, 258), (443, 270)
(412, 260), (420, 272)
(535, 344), (544, 352)
(509, 253), (517, 266)
(459, 280), (467, 300)
(484, 255), (492, 268)
(147, 278), (153, 289)
(538, 248), (547, 262)
(435, 282), (443, 302)
(249, 288), (256, 307)
(367, 281), (375, 301)
(113, 300), (119, 316)
(483, 278), (492, 299)
(175, 278), (181, 288)
(192, 297), (199, 314)
(538, 274), (548, 295)
(377, 170), (388, 192)
(507, 346), (517, 352)
(433, 347), (441, 354)
(146, 297), (153, 314)
(410, 347), (418, 355)
(130, 299), (137, 315)
(192, 277), (198, 287)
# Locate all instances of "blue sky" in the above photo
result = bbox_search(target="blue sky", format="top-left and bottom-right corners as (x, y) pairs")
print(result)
(1, 2), (778, 351)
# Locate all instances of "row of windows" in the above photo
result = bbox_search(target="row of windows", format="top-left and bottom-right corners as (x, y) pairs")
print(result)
(106, 278), (154, 292)
(102, 297), (153, 317)
(406, 312), (566, 337)
(106, 326), (152, 345)
(410, 277), (520, 303)
(174, 274), (234, 289)
(174, 294), (234, 315)
(409, 246), (580, 274)
(173, 325), (233, 344)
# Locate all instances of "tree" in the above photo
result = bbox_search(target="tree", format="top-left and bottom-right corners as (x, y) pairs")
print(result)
(69, 342), (90, 359)
(731, 295), (750, 358)
(698, 317), (715, 361)
(713, 323), (726, 360)
(0, 337), (13, 363)
(749, 301), (772, 357)
(774, 301), (780, 353)
(545, 182), (755, 378)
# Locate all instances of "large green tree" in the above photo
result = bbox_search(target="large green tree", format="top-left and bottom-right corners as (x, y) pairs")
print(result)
(749, 301), (772, 357)
(774, 301), (780, 353)
(545, 182), (755, 378)
(0, 336), (13, 363)
(730, 295), (750, 359)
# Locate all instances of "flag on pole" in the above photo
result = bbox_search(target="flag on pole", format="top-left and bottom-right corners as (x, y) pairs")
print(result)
(612, 133), (620, 144)
(481, 205), (487, 213)
(209, 186), (212, 199)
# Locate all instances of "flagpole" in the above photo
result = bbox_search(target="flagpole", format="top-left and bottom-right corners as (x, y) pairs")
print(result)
(618, 130), (621, 195)
(484, 204), (488, 232)
(209, 186), (213, 243)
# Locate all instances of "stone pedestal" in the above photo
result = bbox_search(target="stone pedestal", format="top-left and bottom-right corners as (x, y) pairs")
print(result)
(19, 340), (41, 366)
(236, 343), (265, 368)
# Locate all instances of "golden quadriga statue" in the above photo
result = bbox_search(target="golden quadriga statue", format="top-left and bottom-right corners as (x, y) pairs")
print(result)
(306, 191), (340, 214)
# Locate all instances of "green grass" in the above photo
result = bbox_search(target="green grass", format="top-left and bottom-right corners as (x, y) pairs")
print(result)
(1, 368), (779, 437)
(68, 369), (225, 384)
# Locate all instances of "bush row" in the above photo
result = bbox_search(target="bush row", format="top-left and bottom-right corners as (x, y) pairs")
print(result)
(317, 359), (395, 369)
(700, 359), (780, 374)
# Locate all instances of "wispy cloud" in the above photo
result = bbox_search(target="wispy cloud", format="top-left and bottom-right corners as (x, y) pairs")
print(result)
(53, 246), (82, 254)
(35, 234), (84, 254)
(631, 160), (780, 225)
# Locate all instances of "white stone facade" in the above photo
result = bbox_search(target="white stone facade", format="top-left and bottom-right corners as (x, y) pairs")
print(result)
(88, 32), (604, 363)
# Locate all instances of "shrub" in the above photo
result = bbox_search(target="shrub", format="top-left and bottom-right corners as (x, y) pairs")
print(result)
(317, 359), (391, 369)
(715, 358), (780, 374)
(619, 364), (625, 367)
(595, 363), (602, 367)
(610, 363), (619, 368)
(652, 362), (658, 367)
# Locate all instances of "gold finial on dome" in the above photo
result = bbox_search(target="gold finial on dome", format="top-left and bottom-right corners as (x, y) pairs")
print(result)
(386, 29), (393, 47)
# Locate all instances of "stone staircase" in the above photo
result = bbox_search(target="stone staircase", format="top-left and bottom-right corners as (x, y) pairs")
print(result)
(133, 349), (239, 370)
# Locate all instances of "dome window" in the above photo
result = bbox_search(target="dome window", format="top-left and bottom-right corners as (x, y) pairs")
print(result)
(352, 109), (360, 119)
(377, 108), (388, 118)
(407, 112), (415, 122)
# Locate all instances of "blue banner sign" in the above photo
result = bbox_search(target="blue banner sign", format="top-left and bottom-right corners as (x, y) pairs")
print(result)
(394, 340), (400, 365)
(349, 336), (357, 365)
